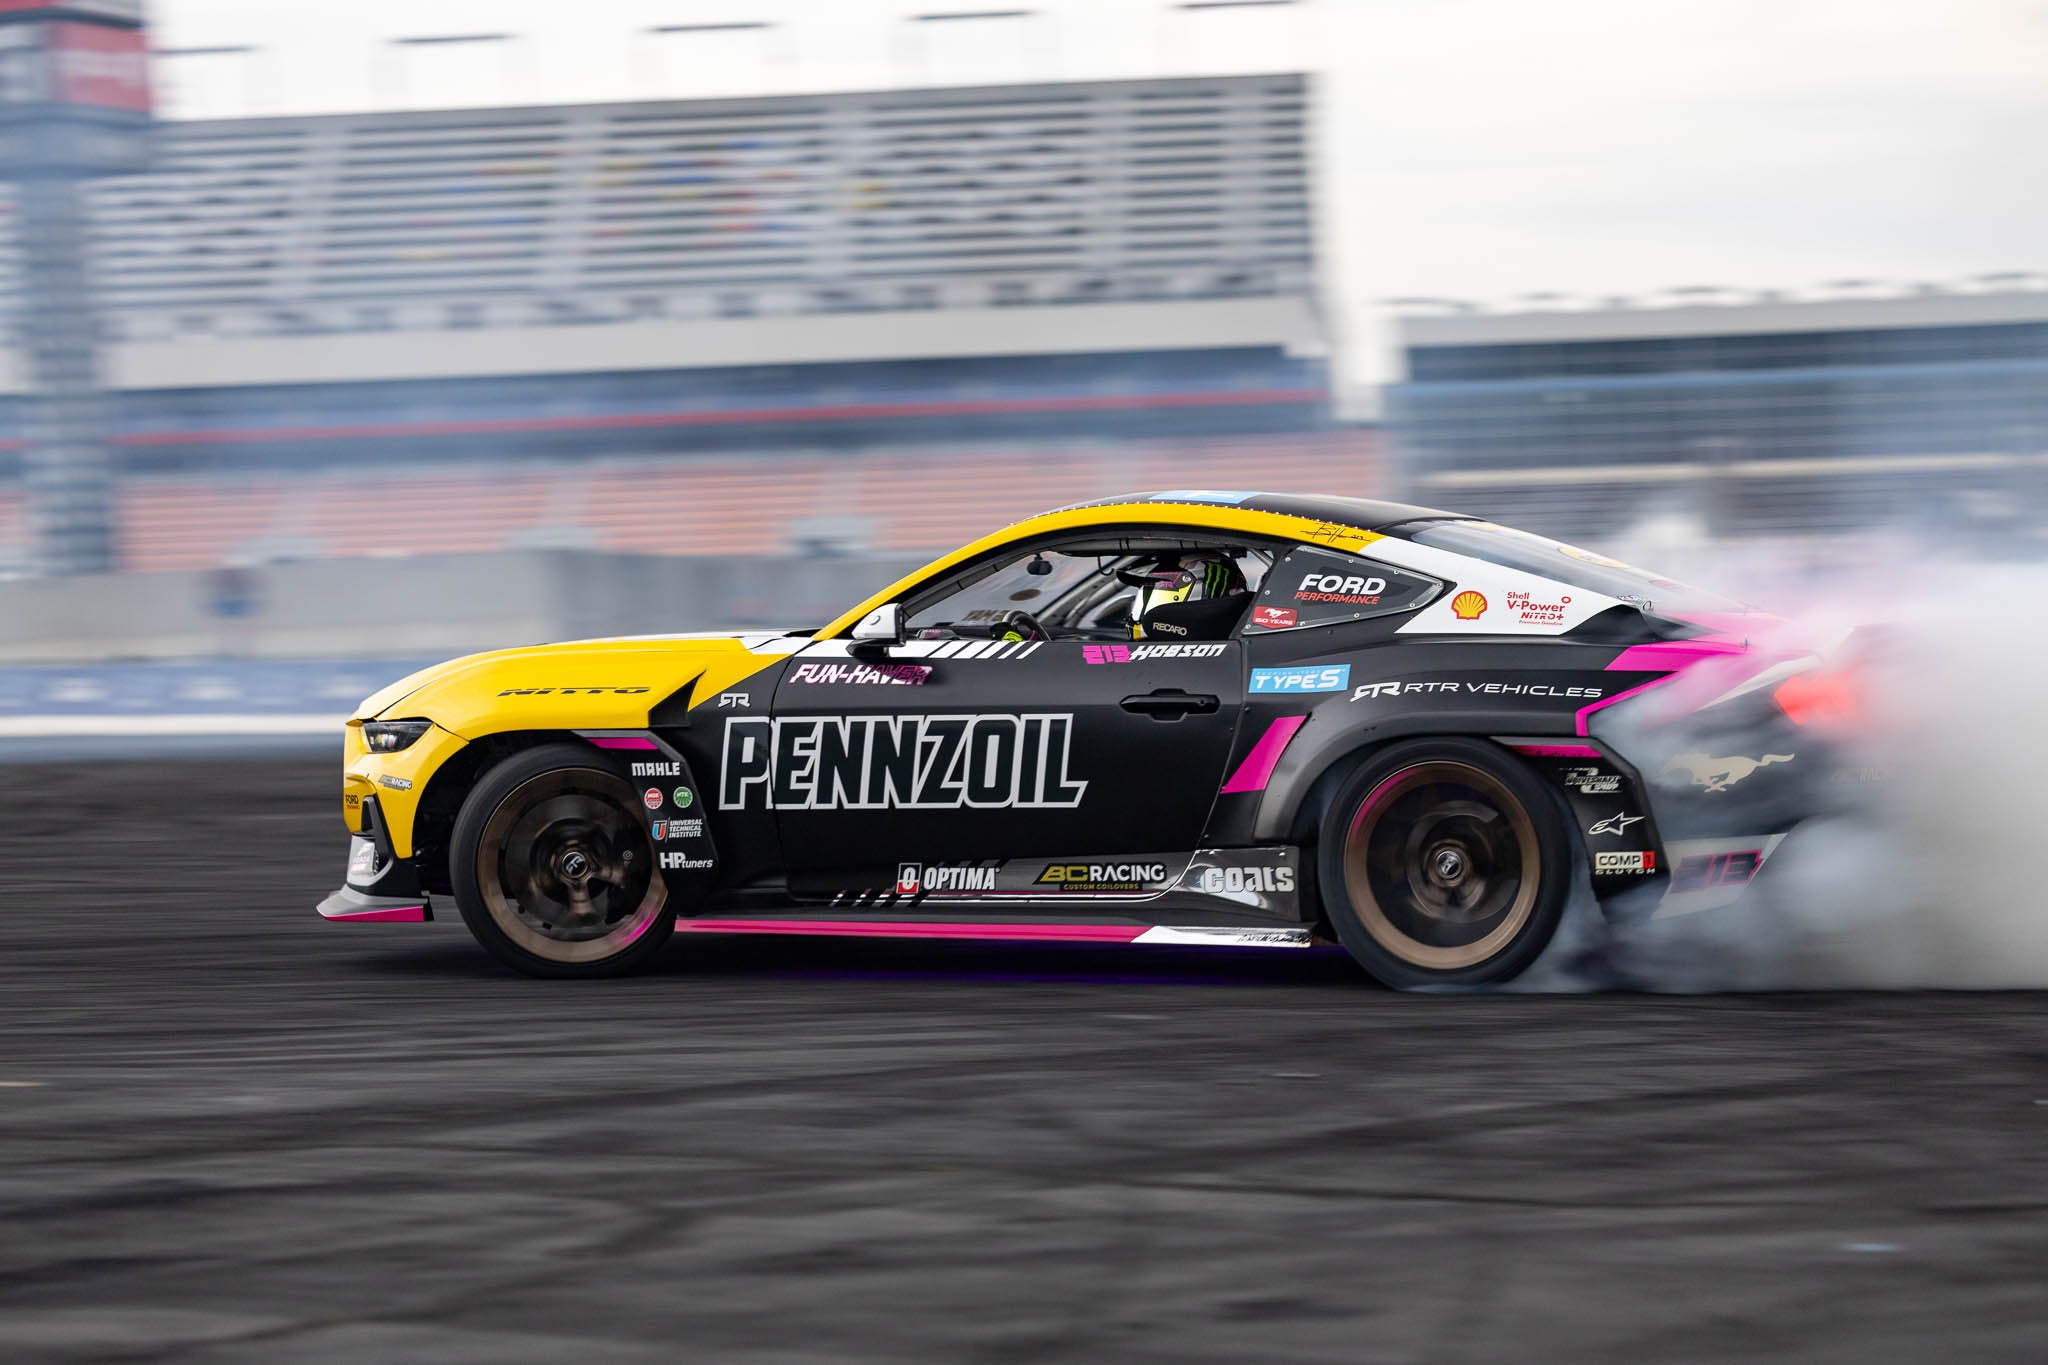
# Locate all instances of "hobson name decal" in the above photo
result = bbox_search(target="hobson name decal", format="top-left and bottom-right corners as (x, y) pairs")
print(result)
(720, 713), (1088, 810)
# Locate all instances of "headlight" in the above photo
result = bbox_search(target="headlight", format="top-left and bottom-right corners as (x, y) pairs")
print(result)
(363, 718), (433, 753)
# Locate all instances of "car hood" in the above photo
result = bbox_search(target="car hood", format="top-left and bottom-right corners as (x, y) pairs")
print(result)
(355, 630), (807, 735)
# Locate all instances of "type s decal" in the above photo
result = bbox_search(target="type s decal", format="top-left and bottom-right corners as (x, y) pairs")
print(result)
(720, 714), (1089, 811)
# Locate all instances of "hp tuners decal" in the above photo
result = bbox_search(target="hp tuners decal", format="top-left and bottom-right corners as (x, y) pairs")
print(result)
(1250, 665), (1350, 694)
(720, 714), (1088, 810)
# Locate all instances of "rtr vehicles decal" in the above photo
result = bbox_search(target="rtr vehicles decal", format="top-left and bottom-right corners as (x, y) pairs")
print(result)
(320, 492), (1839, 988)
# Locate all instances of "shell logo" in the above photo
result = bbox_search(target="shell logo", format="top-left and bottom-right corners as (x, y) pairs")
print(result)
(1451, 590), (1488, 621)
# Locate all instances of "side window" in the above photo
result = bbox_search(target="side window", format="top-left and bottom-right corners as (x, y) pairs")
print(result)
(903, 549), (1102, 636)
(1244, 546), (1440, 633)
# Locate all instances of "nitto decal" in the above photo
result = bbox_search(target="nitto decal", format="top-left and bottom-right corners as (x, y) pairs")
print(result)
(789, 661), (933, 686)
(1662, 752), (1793, 793)
(1251, 665), (1350, 694)
(1035, 862), (1170, 892)
(1588, 812), (1646, 837)
(496, 686), (651, 696)
(1294, 572), (1386, 605)
(631, 761), (681, 777)
(897, 863), (998, 894)
(1082, 643), (1229, 664)
(1195, 865), (1296, 894)
(719, 714), (1088, 810)
(1594, 851), (1656, 873)
(1671, 849), (1762, 892)
(1251, 605), (1299, 630)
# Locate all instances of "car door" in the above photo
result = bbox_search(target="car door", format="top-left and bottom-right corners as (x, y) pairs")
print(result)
(744, 633), (1245, 883)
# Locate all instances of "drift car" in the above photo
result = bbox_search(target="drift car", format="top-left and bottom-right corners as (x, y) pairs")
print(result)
(320, 492), (1838, 988)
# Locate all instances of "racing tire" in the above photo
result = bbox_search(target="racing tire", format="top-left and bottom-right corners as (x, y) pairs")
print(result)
(450, 743), (676, 978)
(1317, 738), (1569, 989)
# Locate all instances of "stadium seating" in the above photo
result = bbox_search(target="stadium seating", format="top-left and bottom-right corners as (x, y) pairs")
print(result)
(50, 432), (1379, 573)
(34, 75), (1312, 336)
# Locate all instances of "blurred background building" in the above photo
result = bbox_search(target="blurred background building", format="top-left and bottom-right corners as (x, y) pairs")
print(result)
(0, 0), (2041, 736)
(1388, 285), (2048, 546)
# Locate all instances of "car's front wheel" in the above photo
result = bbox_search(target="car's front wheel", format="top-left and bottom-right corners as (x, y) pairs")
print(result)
(450, 743), (675, 977)
(1317, 738), (1569, 989)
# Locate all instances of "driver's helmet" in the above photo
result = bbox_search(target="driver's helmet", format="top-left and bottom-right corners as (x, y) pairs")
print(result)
(1130, 551), (1245, 638)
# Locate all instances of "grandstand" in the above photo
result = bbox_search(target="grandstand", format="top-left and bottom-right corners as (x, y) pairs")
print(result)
(107, 431), (1376, 573)
(1387, 286), (2048, 542)
(0, 72), (1347, 573)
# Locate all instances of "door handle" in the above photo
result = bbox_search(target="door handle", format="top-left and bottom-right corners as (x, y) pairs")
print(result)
(1120, 689), (1220, 720)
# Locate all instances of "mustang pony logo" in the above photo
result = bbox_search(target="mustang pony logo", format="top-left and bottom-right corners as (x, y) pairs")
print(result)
(1662, 752), (1793, 793)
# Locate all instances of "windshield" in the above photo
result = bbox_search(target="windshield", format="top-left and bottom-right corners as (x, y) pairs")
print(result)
(1406, 520), (1748, 617)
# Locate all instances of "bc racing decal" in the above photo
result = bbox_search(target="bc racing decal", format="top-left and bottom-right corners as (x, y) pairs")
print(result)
(720, 714), (1088, 811)
(1035, 862), (1171, 892)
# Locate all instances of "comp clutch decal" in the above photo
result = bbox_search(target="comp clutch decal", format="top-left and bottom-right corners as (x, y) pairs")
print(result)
(720, 714), (1088, 811)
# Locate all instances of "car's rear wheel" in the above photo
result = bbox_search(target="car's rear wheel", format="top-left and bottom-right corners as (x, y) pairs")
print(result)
(1317, 738), (1569, 989)
(450, 744), (674, 977)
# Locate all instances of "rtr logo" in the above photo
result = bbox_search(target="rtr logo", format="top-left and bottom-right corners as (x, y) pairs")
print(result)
(717, 692), (750, 708)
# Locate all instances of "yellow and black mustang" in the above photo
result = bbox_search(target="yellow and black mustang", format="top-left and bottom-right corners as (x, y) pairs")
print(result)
(321, 492), (1840, 988)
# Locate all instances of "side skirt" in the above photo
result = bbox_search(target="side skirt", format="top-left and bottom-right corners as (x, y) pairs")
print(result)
(674, 917), (1313, 948)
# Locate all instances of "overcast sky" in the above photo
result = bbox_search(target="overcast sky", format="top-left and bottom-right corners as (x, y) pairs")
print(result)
(151, 0), (2048, 399)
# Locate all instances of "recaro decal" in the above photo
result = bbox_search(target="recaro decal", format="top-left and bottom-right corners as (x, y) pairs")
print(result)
(720, 714), (1088, 811)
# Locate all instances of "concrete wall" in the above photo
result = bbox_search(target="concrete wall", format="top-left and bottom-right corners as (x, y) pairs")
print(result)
(0, 551), (929, 664)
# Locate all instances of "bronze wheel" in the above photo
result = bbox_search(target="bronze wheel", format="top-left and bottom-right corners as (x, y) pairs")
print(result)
(1319, 739), (1568, 988)
(451, 745), (676, 977)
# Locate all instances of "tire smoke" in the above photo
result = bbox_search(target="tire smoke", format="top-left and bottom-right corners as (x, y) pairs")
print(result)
(1518, 545), (2048, 991)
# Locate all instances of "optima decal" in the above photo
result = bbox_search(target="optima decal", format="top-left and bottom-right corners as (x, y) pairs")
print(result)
(898, 863), (998, 894)
(720, 714), (1088, 810)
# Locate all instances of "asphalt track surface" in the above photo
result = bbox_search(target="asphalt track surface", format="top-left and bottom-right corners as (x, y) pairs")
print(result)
(4, 758), (2047, 1363)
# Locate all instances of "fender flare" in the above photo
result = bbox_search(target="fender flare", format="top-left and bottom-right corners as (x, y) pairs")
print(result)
(1248, 706), (1574, 843)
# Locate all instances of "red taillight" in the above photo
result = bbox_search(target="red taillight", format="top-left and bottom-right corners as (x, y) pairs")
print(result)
(1773, 668), (1863, 730)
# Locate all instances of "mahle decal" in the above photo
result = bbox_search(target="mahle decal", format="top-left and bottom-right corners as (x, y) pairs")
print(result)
(720, 714), (1088, 810)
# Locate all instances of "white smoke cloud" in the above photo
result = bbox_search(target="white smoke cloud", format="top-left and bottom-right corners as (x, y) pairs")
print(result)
(1515, 535), (2048, 991)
